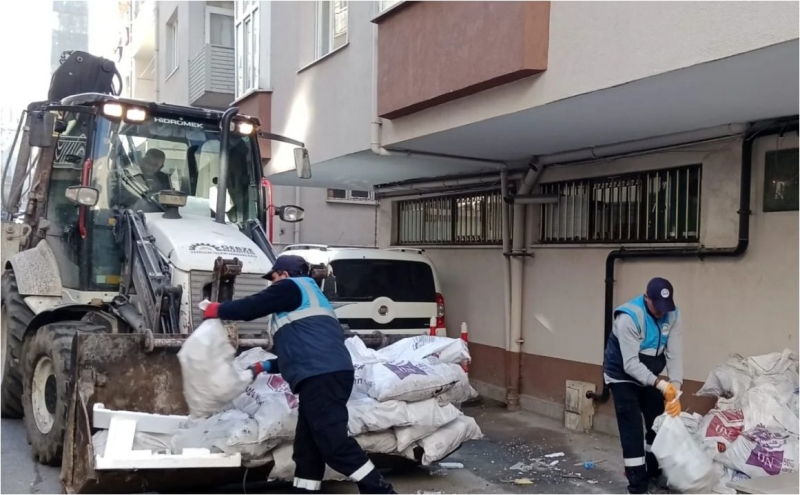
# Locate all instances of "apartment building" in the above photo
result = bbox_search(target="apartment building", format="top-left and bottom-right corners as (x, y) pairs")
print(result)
(265, 1), (799, 434)
(113, 1), (374, 249)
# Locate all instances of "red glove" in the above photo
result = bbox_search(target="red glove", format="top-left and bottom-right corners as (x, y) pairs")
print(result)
(202, 302), (220, 319)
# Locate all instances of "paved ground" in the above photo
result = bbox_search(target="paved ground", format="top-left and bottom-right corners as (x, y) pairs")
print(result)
(1, 399), (628, 494)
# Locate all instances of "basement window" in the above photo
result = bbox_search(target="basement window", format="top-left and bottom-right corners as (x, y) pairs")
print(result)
(327, 189), (375, 203)
(763, 148), (799, 212)
(539, 165), (702, 243)
(396, 189), (507, 245)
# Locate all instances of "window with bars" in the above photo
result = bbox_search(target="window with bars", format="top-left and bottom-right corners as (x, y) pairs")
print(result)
(539, 165), (702, 243)
(396, 190), (507, 245)
(327, 189), (375, 202)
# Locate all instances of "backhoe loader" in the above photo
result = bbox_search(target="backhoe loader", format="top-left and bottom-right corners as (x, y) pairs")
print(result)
(0, 51), (311, 493)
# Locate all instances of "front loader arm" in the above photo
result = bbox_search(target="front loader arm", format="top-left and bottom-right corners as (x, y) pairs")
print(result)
(114, 209), (182, 334)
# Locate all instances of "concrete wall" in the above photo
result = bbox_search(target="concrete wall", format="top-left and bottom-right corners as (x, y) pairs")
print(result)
(382, 1), (800, 144)
(157, 1), (205, 106)
(267, 0), (377, 249)
(378, 132), (799, 426)
(268, 0), (375, 172)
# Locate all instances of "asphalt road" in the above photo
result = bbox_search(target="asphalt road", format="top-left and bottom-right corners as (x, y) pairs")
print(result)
(1, 418), (62, 494)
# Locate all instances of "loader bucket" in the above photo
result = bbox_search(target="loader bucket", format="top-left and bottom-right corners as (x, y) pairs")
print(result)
(61, 332), (273, 494)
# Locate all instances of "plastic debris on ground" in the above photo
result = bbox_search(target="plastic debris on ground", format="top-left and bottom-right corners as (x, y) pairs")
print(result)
(651, 349), (799, 494)
(143, 334), (483, 480)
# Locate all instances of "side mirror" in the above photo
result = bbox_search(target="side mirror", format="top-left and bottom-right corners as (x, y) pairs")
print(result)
(29, 112), (56, 148)
(294, 148), (312, 179)
(65, 186), (99, 207)
(275, 204), (304, 223)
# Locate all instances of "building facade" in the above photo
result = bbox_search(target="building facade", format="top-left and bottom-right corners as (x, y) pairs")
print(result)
(265, 1), (800, 434)
(113, 0), (375, 249)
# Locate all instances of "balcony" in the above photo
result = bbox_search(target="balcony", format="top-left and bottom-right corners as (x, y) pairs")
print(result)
(189, 45), (235, 109)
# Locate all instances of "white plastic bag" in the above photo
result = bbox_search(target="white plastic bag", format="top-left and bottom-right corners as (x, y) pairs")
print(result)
(723, 427), (799, 478)
(394, 404), (461, 451)
(359, 360), (462, 403)
(347, 396), (459, 436)
(697, 409), (745, 459)
(415, 415), (483, 465)
(651, 415), (716, 493)
(376, 336), (471, 365)
(170, 409), (273, 459)
(269, 443), (347, 482)
(177, 315), (252, 419)
(652, 411), (703, 436)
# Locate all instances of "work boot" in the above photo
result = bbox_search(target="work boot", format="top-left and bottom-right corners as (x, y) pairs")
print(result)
(356, 470), (396, 494)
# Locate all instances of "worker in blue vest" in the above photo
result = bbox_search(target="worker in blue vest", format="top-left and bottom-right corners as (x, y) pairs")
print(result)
(603, 277), (683, 494)
(203, 255), (395, 494)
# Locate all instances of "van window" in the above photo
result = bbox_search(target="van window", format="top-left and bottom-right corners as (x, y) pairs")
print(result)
(329, 259), (436, 302)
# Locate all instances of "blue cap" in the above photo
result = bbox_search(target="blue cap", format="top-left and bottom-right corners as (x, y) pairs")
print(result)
(646, 277), (675, 313)
(263, 255), (309, 280)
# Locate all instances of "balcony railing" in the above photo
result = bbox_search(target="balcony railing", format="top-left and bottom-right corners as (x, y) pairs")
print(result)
(189, 45), (235, 109)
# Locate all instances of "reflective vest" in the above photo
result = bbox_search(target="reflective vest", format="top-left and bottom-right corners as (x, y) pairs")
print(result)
(270, 277), (353, 391)
(603, 295), (678, 384)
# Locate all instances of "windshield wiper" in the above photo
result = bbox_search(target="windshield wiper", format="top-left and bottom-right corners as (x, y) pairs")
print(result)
(119, 169), (164, 212)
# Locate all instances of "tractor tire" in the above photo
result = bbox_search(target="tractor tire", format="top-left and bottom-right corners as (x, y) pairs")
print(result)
(1, 269), (34, 418)
(21, 321), (104, 466)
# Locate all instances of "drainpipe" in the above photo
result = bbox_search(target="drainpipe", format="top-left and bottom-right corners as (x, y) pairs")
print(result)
(369, 11), (391, 157)
(506, 161), (544, 410)
(500, 169), (512, 393)
(588, 117), (798, 404)
(294, 186), (301, 244)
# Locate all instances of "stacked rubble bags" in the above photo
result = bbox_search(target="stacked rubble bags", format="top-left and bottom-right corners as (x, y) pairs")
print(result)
(650, 349), (799, 494)
(170, 335), (483, 480)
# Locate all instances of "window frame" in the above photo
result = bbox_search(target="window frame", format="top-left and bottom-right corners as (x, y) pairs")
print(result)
(315, 1), (348, 60)
(395, 189), (507, 246)
(326, 188), (376, 204)
(205, 6), (235, 48)
(234, 1), (259, 98)
(538, 165), (703, 245)
(166, 12), (179, 77)
(763, 148), (799, 213)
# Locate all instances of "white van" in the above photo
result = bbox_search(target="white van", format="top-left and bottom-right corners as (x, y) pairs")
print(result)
(279, 244), (445, 342)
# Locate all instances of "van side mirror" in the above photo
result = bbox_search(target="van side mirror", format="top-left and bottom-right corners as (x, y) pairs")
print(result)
(65, 186), (99, 207)
(29, 112), (56, 148)
(294, 148), (311, 179)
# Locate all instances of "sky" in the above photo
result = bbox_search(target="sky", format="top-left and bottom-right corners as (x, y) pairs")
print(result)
(0, 0), (119, 112)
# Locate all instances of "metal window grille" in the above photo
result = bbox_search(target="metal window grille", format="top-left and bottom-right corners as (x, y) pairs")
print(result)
(540, 165), (702, 243)
(396, 190), (507, 245)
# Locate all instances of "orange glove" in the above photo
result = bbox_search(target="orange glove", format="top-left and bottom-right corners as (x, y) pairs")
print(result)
(665, 397), (681, 417)
(655, 378), (679, 402)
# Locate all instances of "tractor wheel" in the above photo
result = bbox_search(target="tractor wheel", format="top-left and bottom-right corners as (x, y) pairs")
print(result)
(21, 321), (104, 466)
(1, 269), (34, 418)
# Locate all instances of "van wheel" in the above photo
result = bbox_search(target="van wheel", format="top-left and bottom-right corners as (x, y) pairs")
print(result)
(21, 322), (103, 465)
(1, 269), (33, 418)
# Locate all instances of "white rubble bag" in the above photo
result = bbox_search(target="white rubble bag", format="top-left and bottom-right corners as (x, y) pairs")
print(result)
(697, 409), (745, 460)
(170, 409), (274, 460)
(359, 360), (463, 403)
(375, 335), (471, 365)
(742, 378), (800, 436)
(711, 462), (750, 494)
(347, 395), (460, 436)
(393, 403), (462, 451)
(404, 415), (483, 466)
(353, 430), (398, 454)
(722, 426), (799, 478)
(234, 347), (277, 371)
(177, 302), (252, 419)
(651, 414), (716, 493)
(232, 373), (299, 443)
(696, 357), (753, 410)
(269, 443), (347, 482)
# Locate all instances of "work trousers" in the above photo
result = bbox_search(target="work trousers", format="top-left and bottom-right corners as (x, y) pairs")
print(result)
(610, 382), (665, 494)
(292, 371), (395, 494)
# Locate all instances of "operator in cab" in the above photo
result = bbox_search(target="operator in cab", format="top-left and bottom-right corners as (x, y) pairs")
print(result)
(202, 255), (396, 494)
(138, 148), (171, 192)
(603, 277), (683, 494)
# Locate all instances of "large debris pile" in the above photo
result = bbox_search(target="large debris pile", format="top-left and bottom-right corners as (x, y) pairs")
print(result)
(168, 334), (483, 480)
(652, 349), (799, 494)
